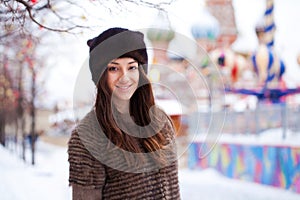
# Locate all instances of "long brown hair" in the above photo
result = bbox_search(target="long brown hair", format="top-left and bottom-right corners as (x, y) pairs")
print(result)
(95, 63), (173, 155)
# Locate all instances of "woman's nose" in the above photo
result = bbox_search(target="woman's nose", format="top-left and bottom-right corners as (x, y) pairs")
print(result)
(119, 70), (130, 82)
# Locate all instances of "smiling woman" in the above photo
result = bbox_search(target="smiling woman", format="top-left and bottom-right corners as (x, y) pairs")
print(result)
(107, 58), (140, 107)
(67, 27), (181, 200)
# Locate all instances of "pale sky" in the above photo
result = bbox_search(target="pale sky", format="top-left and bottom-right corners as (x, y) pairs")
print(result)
(42, 0), (300, 108)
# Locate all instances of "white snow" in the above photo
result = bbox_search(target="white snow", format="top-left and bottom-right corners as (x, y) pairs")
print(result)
(0, 142), (71, 200)
(1, 138), (299, 200)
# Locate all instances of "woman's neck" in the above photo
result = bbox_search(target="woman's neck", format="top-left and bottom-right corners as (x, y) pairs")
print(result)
(113, 99), (130, 114)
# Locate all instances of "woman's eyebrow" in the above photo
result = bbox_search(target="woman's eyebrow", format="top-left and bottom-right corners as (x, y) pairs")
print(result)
(109, 61), (120, 65)
(108, 60), (137, 65)
(128, 61), (138, 65)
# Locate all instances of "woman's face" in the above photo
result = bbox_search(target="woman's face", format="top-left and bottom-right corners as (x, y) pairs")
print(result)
(107, 57), (139, 101)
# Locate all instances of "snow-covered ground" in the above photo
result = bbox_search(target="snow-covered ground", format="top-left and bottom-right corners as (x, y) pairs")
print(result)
(1, 139), (300, 200)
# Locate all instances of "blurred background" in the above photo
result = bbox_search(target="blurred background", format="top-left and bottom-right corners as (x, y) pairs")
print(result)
(1, 0), (300, 199)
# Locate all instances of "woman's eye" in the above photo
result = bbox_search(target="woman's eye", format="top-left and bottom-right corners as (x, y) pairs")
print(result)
(129, 66), (138, 70)
(108, 66), (118, 71)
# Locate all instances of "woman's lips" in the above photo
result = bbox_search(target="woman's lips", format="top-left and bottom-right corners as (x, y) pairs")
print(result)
(116, 84), (132, 91)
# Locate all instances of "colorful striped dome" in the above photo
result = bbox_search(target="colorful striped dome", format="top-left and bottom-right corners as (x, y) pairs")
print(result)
(147, 11), (175, 42)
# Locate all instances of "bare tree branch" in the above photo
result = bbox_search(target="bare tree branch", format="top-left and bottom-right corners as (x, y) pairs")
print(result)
(1, 0), (175, 35)
(9, 0), (87, 32)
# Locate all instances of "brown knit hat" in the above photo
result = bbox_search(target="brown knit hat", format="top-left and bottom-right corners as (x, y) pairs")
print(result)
(87, 27), (148, 85)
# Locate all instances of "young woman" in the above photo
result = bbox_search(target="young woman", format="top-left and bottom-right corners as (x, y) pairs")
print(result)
(68, 27), (181, 199)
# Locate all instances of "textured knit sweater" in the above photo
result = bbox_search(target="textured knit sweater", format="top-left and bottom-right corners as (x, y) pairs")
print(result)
(68, 110), (181, 199)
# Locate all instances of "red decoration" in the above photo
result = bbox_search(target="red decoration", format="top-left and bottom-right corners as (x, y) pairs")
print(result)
(231, 62), (238, 83)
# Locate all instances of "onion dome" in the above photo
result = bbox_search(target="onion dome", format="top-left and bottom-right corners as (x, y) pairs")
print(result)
(251, 45), (285, 87)
(147, 11), (175, 42)
(191, 9), (220, 41)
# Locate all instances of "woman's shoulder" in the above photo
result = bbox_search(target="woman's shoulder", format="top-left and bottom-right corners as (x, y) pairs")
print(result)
(68, 110), (91, 137)
(159, 109), (176, 138)
(68, 110), (106, 189)
(153, 106), (175, 130)
(76, 109), (98, 129)
(68, 109), (99, 152)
